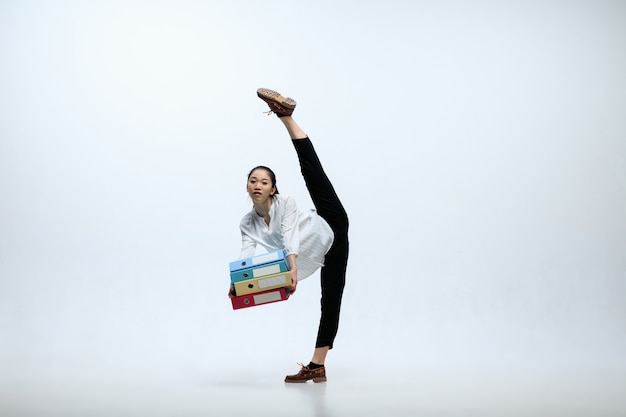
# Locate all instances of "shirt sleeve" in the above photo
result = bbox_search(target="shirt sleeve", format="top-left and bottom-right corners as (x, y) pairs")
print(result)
(239, 217), (257, 259)
(239, 231), (257, 259)
(280, 196), (300, 257)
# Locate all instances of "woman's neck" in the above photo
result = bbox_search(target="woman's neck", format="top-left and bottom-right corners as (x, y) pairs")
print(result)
(254, 198), (272, 218)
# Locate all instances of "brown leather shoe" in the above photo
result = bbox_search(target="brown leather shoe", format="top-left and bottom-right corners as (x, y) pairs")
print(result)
(257, 88), (297, 117)
(284, 363), (327, 383)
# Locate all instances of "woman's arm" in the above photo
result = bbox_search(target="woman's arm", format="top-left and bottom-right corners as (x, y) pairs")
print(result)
(280, 197), (300, 256)
(281, 197), (300, 294)
(230, 227), (257, 298)
(287, 253), (298, 294)
(239, 230), (257, 259)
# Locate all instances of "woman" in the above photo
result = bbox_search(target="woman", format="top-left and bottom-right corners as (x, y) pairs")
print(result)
(229, 88), (349, 383)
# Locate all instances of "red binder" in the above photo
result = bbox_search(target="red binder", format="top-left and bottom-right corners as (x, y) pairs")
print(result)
(231, 287), (290, 310)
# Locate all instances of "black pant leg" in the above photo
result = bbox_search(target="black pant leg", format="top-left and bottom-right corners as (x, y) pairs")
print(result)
(292, 138), (349, 349)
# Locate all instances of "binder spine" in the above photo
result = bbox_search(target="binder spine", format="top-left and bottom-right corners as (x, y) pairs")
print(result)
(229, 249), (287, 272)
(231, 287), (290, 310)
(233, 271), (292, 296)
(230, 260), (290, 283)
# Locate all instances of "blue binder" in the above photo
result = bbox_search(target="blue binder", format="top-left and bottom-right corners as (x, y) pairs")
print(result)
(230, 259), (290, 283)
(229, 249), (288, 272)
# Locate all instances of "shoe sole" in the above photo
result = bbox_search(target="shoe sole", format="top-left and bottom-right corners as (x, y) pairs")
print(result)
(284, 376), (327, 383)
(257, 88), (297, 109)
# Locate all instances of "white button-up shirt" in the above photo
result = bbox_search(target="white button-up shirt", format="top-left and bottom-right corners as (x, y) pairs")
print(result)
(239, 195), (334, 280)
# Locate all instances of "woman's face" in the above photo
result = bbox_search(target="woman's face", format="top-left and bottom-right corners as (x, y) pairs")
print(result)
(247, 168), (276, 203)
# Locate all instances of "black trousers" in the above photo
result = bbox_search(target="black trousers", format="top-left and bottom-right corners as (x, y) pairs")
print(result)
(292, 138), (349, 349)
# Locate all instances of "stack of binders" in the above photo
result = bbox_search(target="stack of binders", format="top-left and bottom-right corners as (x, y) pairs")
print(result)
(229, 249), (292, 310)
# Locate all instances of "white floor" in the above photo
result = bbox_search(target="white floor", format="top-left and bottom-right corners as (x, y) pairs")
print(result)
(1, 365), (624, 417)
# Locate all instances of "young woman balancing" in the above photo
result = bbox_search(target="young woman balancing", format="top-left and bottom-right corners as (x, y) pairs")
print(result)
(228, 88), (350, 383)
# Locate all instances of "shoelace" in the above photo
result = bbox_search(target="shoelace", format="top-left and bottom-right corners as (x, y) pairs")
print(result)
(263, 109), (287, 117)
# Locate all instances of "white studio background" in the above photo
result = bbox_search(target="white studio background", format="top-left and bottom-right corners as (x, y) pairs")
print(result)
(1, 0), (625, 389)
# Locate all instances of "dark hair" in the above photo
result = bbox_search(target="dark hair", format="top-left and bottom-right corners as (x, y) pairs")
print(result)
(247, 165), (279, 196)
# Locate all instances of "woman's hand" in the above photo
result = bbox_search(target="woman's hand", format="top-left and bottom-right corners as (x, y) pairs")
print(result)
(287, 254), (298, 295)
(289, 268), (298, 294)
